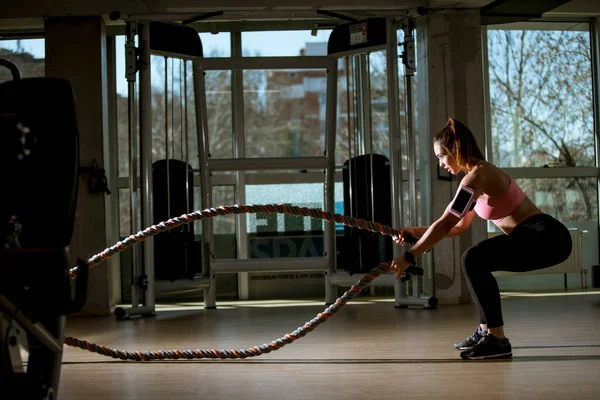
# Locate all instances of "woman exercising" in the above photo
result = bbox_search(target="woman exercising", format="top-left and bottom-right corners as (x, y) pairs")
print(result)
(389, 118), (572, 360)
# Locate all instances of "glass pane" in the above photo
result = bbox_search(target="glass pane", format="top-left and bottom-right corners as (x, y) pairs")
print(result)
(517, 177), (598, 224)
(116, 48), (197, 175)
(370, 51), (389, 158)
(184, 60), (199, 168)
(150, 56), (188, 163)
(397, 28), (419, 175)
(242, 30), (331, 57)
(336, 50), (408, 166)
(487, 25), (595, 167)
(334, 181), (345, 233)
(336, 57), (352, 166)
(246, 181), (324, 259)
(192, 186), (203, 235)
(114, 35), (128, 97)
(115, 36), (135, 178)
(119, 189), (131, 237)
(243, 69), (326, 158)
(206, 70), (233, 159)
(0, 39), (45, 83)
(118, 188), (141, 237)
(199, 32), (231, 57)
(212, 185), (236, 234)
(211, 184), (236, 260)
(401, 180), (422, 227)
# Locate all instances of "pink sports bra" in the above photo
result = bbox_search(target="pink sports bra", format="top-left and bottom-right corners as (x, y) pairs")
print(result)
(474, 179), (526, 224)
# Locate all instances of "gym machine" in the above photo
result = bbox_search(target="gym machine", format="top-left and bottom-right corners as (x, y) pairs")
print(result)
(0, 60), (89, 399)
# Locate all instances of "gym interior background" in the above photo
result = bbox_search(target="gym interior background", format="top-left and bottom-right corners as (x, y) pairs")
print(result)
(1, 1), (600, 399)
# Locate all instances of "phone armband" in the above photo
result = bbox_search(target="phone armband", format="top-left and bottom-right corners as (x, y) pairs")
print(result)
(447, 185), (476, 218)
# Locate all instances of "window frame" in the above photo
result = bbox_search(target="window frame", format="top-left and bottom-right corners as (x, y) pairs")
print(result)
(482, 18), (600, 225)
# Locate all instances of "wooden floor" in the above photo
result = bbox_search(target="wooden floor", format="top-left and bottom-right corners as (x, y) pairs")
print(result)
(56, 291), (600, 400)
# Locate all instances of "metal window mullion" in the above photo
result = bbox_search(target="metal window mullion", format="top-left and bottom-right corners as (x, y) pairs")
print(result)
(324, 58), (338, 305)
(586, 17), (600, 260)
(396, 18), (420, 300)
(211, 258), (328, 273)
(164, 57), (171, 221)
(198, 56), (332, 71)
(590, 20), (600, 175)
(116, 167), (462, 189)
(386, 18), (409, 303)
(105, 35), (122, 312)
(208, 156), (328, 171)
(406, 76), (417, 230)
(354, 56), (365, 155)
(243, 171), (334, 185)
(361, 53), (376, 233)
(386, 18), (403, 246)
(346, 56), (355, 225)
(503, 167), (600, 179)
(194, 63), (212, 215)
(326, 45), (387, 60)
(138, 22), (155, 311)
(192, 59), (214, 308)
(231, 31), (250, 300)
(183, 61), (190, 219)
(125, 24), (141, 308)
(360, 54), (373, 155)
(481, 26), (493, 164)
(117, 168), (347, 188)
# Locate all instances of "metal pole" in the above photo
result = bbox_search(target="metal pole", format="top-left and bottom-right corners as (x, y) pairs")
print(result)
(385, 17), (408, 304)
(324, 59), (338, 305)
(365, 53), (376, 297)
(346, 56), (355, 225)
(0, 296), (62, 354)
(138, 22), (156, 314)
(354, 56), (364, 156)
(171, 58), (176, 161)
(481, 27), (494, 165)
(405, 73), (420, 298)
(193, 61), (215, 308)
(231, 32), (250, 301)
(402, 19), (420, 299)
(590, 18), (600, 276)
(164, 57), (171, 225)
(183, 61), (190, 224)
(360, 54), (373, 155)
(125, 22), (140, 309)
(397, 17), (435, 308)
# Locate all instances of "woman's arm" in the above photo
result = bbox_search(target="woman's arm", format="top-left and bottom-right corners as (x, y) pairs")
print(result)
(398, 208), (476, 245)
(390, 167), (485, 277)
(390, 201), (478, 277)
(447, 209), (476, 237)
(408, 171), (483, 257)
(408, 212), (461, 258)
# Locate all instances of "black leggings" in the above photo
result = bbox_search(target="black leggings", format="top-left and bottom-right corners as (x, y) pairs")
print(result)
(461, 214), (572, 328)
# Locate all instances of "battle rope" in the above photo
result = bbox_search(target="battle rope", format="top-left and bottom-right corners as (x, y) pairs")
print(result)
(64, 204), (415, 361)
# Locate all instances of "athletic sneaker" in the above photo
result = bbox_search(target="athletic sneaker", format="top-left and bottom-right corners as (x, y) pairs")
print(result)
(460, 334), (512, 360)
(454, 326), (487, 350)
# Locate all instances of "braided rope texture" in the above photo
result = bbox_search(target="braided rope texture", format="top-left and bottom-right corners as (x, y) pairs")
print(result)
(64, 204), (401, 361)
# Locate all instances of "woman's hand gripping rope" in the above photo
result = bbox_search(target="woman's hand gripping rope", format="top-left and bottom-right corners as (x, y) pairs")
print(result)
(390, 230), (423, 281)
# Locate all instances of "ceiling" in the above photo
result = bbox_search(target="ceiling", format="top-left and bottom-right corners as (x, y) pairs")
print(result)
(0, 1), (493, 26)
(0, 0), (596, 34)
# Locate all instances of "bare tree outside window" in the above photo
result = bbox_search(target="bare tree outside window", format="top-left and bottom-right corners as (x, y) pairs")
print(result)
(0, 39), (45, 83)
(487, 27), (597, 223)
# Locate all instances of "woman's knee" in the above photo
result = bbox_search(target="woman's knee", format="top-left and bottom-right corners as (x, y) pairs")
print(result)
(461, 245), (485, 276)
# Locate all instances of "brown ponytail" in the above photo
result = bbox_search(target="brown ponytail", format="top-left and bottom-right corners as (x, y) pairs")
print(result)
(434, 118), (485, 171)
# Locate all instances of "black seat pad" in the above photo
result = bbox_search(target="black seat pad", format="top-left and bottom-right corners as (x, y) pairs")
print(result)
(0, 78), (79, 249)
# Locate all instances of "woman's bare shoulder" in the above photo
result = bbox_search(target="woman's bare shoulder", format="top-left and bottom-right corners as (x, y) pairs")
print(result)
(470, 161), (511, 195)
